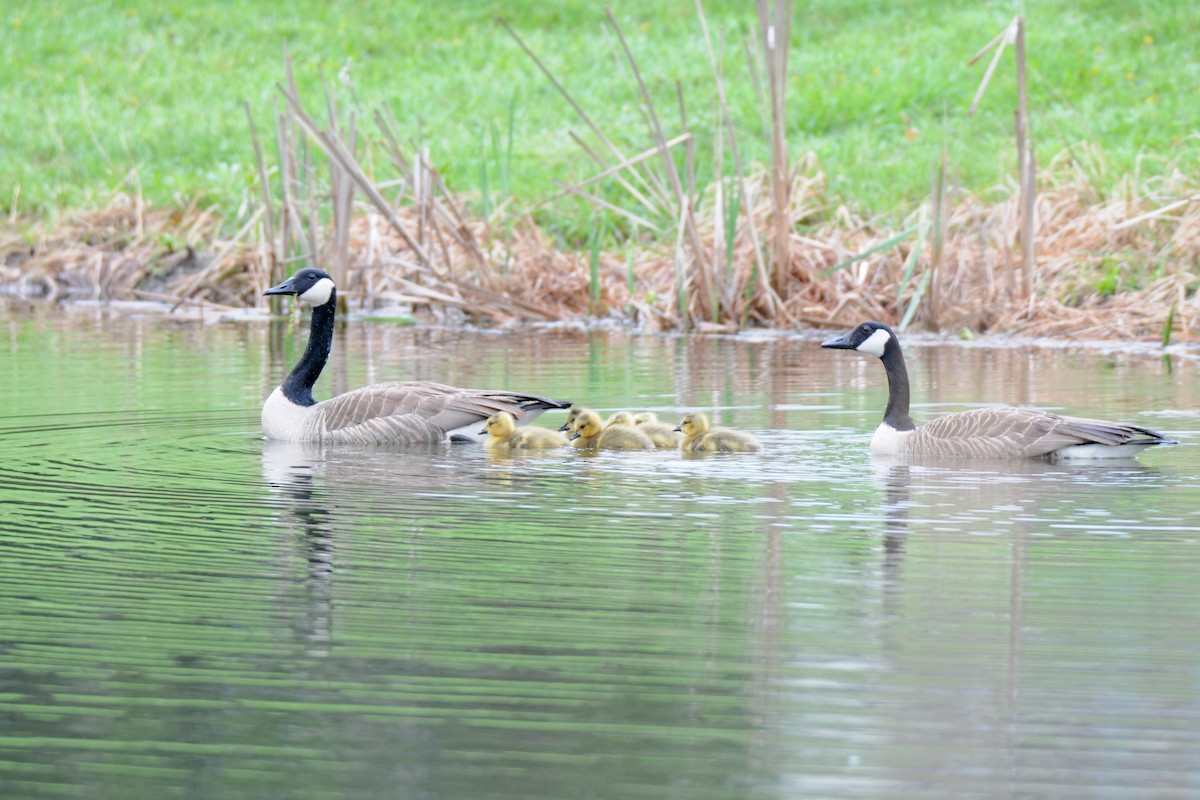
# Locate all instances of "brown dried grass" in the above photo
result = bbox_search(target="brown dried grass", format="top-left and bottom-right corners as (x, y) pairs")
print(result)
(2, 150), (1196, 344)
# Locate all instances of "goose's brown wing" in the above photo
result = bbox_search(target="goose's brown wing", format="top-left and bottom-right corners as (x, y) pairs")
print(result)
(317, 381), (569, 445)
(912, 407), (1168, 458)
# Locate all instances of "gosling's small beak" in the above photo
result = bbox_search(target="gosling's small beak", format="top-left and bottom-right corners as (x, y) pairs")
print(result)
(264, 277), (298, 296)
(569, 431), (580, 441)
(820, 330), (855, 349)
(557, 422), (570, 432)
(478, 427), (488, 436)
(672, 425), (682, 432)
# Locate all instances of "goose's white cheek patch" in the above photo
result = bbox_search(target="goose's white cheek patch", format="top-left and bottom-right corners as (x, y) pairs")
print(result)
(299, 278), (335, 307)
(857, 328), (891, 358)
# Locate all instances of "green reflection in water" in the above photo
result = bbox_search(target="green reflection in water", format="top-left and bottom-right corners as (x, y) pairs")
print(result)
(0, 305), (1198, 799)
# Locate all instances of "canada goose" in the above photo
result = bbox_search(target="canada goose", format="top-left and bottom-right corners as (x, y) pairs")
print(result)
(821, 321), (1175, 459)
(569, 409), (655, 450)
(674, 412), (763, 453)
(261, 268), (571, 443)
(633, 411), (683, 449)
(480, 412), (568, 450)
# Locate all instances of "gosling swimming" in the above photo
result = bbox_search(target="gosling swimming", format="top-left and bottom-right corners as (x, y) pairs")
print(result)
(674, 412), (762, 453)
(633, 411), (683, 449)
(558, 406), (585, 434)
(605, 411), (637, 428)
(481, 412), (568, 450)
(570, 409), (655, 450)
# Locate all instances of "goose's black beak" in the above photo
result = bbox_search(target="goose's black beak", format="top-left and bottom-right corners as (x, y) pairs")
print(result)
(820, 330), (855, 350)
(264, 277), (299, 296)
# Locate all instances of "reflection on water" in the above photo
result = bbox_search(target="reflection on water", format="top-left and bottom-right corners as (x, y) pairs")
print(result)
(1, 304), (1199, 799)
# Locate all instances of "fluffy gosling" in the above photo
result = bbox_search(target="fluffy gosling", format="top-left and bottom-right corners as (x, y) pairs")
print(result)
(557, 405), (585, 433)
(632, 411), (683, 449)
(605, 411), (637, 428)
(570, 409), (655, 450)
(674, 412), (762, 453)
(481, 412), (568, 450)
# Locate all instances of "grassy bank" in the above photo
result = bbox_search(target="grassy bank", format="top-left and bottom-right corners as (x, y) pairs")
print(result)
(2, 1), (1199, 340)
(2, 0), (1198, 223)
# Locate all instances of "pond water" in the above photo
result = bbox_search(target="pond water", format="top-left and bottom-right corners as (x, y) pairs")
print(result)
(1, 301), (1199, 799)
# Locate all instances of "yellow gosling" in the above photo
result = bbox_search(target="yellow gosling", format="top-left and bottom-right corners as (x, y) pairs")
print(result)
(481, 412), (568, 450)
(569, 409), (655, 450)
(674, 412), (762, 453)
(557, 405), (585, 433)
(606, 411), (637, 428)
(633, 411), (683, 449)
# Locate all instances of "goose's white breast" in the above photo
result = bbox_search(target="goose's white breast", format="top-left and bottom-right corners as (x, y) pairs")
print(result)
(262, 386), (319, 441)
(869, 422), (914, 455)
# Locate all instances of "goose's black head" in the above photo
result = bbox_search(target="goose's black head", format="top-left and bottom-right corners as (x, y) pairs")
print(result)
(821, 321), (897, 359)
(264, 268), (336, 308)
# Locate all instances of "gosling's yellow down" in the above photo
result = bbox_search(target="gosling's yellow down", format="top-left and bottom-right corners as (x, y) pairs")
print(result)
(674, 412), (762, 453)
(632, 411), (683, 449)
(605, 411), (637, 428)
(557, 406), (585, 433)
(481, 412), (568, 450)
(570, 409), (655, 450)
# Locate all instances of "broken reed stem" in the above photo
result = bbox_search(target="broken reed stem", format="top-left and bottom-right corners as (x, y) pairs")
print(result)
(278, 82), (437, 272)
(757, 0), (795, 296)
(928, 143), (947, 328)
(497, 18), (671, 212)
(244, 101), (279, 283)
(968, 15), (1037, 301)
(603, 8), (714, 325)
(693, 0), (775, 322)
(1015, 15), (1036, 299)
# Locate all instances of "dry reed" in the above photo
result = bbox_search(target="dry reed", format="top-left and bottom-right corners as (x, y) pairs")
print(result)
(3, 150), (1197, 343)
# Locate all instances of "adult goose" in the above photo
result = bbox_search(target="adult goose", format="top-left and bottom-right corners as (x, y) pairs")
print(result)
(261, 268), (570, 444)
(821, 321), (1174, 460)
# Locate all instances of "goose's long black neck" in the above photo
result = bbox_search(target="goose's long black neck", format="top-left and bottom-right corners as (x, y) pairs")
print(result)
(281, 293), (336, 407)
(880, 339), (916, 431)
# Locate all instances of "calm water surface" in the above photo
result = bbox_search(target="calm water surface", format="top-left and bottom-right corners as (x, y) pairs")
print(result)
(1, 302), (1199, 799)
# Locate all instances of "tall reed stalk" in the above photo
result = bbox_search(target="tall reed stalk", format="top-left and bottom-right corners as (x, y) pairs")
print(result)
(969, 15), (1037, 299)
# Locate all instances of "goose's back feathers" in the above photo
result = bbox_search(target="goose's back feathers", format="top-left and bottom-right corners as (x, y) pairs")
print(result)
(267, 381), (569, 444)
(889, 407), (1172, 459)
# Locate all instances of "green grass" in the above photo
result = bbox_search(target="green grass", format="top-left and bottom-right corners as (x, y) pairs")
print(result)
(2, 0), (1198, 233)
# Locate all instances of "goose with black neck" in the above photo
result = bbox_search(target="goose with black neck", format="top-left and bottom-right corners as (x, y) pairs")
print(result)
(821, 321), (1174, 460)
(261, 268), (571, 444)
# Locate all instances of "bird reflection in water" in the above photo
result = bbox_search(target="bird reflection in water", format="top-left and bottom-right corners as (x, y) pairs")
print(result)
(262, 439), (337, 657)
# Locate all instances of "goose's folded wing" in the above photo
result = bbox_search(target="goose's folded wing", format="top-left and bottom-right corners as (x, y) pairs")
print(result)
(914, 407), (1085, 458)
(319, 382), (568, 444)
(915, 407), (1169, 458)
